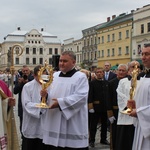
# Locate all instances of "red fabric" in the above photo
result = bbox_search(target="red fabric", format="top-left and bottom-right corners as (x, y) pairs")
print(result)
(0, 80), (12, 97)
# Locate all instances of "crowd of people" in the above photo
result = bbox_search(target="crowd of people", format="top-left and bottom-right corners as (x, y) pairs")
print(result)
(0, 43), (150, 150)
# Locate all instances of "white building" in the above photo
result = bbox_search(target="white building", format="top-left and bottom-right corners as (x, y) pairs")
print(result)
(0, 27), (62, 71)
(132, 4), (150, 63)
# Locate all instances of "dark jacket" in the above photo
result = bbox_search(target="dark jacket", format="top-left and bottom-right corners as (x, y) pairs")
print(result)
(88, 79), (108, 112)
(14, 74), (34, 117)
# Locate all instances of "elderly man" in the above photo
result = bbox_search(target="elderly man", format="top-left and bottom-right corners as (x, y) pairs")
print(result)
(116, 61), (140, 150)
(107, 64), (128, 150)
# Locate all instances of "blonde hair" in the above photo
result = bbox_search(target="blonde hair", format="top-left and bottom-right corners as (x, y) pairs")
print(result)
(80, 69), (90, 79)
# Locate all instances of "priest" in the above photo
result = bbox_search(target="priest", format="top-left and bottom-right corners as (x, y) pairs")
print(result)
(41, 51), (89, 150)
(0, 79), (18, 150)
(128, 43), (150, 150)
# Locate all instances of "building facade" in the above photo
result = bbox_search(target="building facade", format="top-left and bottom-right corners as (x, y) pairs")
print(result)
(82, 25), (101, 71)
(132, 4), (150, 64)
(96, 13), (133, 68)
(0, 27), (61, 71)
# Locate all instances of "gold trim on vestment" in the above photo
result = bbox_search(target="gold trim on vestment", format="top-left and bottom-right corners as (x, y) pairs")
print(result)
(113, 106), (118, 109)
(93, 101), (100, 104)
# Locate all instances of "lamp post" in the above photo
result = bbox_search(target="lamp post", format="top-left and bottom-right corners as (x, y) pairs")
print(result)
(9, 44), (23, 150)
(10, 44), (23, 92)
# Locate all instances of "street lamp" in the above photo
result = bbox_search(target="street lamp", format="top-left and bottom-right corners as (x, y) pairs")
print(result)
(10, 44), (23, 92)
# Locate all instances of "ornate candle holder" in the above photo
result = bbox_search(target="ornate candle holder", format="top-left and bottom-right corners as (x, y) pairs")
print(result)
(36, 61), (53, 108)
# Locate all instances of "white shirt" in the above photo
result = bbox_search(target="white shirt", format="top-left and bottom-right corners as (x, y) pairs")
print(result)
(21, 79), (48, 139)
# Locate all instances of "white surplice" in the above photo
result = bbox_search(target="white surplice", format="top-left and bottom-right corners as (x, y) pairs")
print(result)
(132, 77), (150, 150)
(21, 79), (48, 139)
(117, 78), (137, 125)
(42, 71), (89, 148)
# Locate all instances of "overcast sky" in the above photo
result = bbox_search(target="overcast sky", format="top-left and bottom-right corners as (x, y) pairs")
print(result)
(0, 0), (149, 43)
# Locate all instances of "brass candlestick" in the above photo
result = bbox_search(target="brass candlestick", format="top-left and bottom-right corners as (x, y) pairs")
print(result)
(121, 62), (139, 114)
(36, 60), (53, 108)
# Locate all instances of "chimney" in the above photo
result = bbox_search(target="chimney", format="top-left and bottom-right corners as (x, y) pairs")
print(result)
(112, 15), (116, 19)
(107, 17), (110, 22)
(41, 28), (44, 32)
(17, 27), (21, 30)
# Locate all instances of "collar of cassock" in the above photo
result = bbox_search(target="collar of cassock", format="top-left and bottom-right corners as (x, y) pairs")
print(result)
(144, 68), (150, 78)
(59, 68), (77, 77)
(127, 75), (141, 80)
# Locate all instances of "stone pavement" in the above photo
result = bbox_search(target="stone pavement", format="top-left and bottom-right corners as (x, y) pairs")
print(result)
(89, 125), (110, 150)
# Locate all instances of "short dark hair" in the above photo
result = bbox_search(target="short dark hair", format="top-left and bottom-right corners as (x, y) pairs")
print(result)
(144, 43), (150, 48)
(33, 65), (42, 76)
(61, 51), (76, 60)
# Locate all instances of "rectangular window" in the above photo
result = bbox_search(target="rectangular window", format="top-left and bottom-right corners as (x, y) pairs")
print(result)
(15, 58), (19, 64)
(125, 46), (129, 54)
(26, 48), (29, 54)
(26, 58), (29, 64)
(91, 52), (93, 60)
(49, 48), (52, 54)
(33, 48), (36, 54)
(98, 51), (100, 58)
(112, 34), (115, 41)
(141, 24), (144, 34)
(84, 53), (86, 60)
(102, 50), (104, 57)
(39, 48), (43, 54)
(91, 38), (93, 45)
(138, 45), (141, 55)
(39, 58), (43, 64)
(119, 32), (122, 40)
(94, 51), (97, 60)
(107, 49), (110, 57)
(118, 47), (122, 55)
(112, 48), (115, 56)
(98, 37), (100, 44)
(33, 58), (36, 64)
(107, 35), (110, 42)
(95, 37), (97, 44)
(126, 30), (129, 38)
(87, 39), (89, 46)
(147, 22), (150, 32)
(77, 46), (79, 52)
(54, 48), (58, 54)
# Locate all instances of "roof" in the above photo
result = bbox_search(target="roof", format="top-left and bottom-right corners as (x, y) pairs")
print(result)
(4, 29), (61, 44)
(96, 13), (133, 30)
